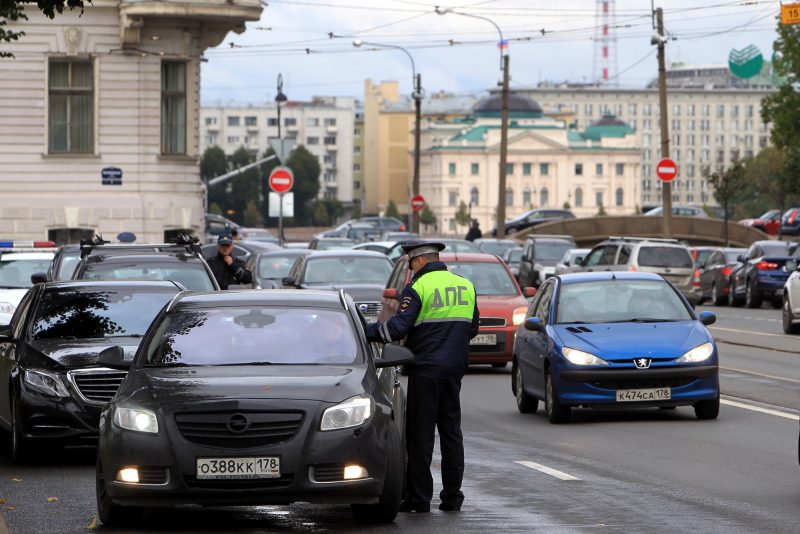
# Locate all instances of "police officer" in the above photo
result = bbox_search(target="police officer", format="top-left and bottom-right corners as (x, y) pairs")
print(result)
(366, 242), (479, 513)
(206, 234), (253, 290)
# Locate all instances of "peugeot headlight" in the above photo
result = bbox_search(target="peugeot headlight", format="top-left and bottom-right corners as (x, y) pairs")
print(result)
(321, 395), (373, 431)
(23, 369), (69, 397)
(114, 406), (159, 434)
(561, 347), (610, 366)
(675, 342), (714, 364)
(0, 302), (16, 315)
(512, 306), (527, 326)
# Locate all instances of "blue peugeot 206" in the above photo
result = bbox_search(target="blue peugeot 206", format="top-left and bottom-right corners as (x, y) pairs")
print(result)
(511, 271), (719, 423)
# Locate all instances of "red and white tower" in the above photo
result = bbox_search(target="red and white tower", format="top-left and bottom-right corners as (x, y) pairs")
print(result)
(593, 0), (618, 86)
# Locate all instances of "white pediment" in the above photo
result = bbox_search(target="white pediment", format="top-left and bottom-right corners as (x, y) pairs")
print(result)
(487, 129), (569, 152)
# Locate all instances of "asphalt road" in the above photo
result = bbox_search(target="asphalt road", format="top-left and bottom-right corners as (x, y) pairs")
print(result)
(0, 304), (798, 533)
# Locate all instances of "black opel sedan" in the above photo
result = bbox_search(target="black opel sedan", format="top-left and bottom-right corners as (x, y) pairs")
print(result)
(0, 280), (183, 462)
(96, 289), (413, 526)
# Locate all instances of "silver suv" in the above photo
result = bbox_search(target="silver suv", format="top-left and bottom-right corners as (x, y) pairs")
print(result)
(575, 237), (696, 305)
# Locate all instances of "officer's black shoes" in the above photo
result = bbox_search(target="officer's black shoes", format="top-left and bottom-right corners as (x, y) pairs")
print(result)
(438, 502), (462, 512)
(399, 500), (430, 513)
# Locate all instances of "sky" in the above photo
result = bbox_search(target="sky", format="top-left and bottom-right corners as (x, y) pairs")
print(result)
(200, 0), (782, 105)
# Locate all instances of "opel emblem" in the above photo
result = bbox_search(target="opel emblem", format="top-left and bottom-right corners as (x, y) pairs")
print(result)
(633, 358), (652, 369)
(227, 413), (250, 433)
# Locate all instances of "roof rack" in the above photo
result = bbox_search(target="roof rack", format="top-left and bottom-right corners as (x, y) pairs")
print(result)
(79, 234), (202, 258)
(606, 236), (680, 244)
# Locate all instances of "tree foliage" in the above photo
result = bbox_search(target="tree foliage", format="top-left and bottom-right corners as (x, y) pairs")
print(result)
(385, 200), (400, 219)
(351, 203), (362, 220)
(420, 204), (437, 226)
(703, 162), (747, 245)
(1, 0), (90, 58)
(454, 201), (471, 227)
(311, 201), (328, 226)
(243, 199), (263, 227)
(284, 144), (320, 225)
(200, 145), (227, 182)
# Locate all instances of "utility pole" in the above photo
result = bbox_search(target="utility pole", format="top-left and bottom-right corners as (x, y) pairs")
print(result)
(412, 73), (422, 234)
(655, 7), (672, 238)
(497, 54), (510, 239)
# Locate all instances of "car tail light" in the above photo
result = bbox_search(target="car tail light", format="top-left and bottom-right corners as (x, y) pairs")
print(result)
(693, 269), (701, 287)
(756, 261), (778, 270)
(399, 224), (406, 231)
(721, 266), (732, 277)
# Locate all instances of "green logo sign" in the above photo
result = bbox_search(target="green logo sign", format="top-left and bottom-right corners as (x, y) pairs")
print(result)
(729, 45), (763, 79)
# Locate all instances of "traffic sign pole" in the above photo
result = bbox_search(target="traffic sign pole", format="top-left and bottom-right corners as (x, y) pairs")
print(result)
(268, 166), (294, 245)
(279, 193), (284, 246)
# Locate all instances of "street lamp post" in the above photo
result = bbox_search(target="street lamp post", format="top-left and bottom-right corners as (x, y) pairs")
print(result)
(436, 7), (510, 239)
(353, 40), (422, 233)
(275, 74), (288, 243)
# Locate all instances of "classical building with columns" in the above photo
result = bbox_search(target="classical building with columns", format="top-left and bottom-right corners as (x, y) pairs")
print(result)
(0, 0), (261, 243)
(419, 93), (641, 234)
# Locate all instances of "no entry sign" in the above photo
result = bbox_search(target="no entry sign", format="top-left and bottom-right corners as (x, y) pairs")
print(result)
(656, 158), (678, 182)
(268, 166), (294, 194)
(410, 194), (425, 212)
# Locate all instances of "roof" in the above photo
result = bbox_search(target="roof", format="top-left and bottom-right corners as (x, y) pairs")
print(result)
(580, 115), (635, 141)
(254, 249), (311, 258)
(474, 93), (543, 117)
(439, 252), (503, 263)
(306, 250), (389, 259)
(42, 280), (183, 291)
(174, 289), (346, 309)
(84, 253), (204, 263)
(559, 272), (666, 284)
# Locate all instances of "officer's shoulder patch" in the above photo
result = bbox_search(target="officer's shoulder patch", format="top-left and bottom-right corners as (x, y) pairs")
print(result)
(399, 294), (413, 311)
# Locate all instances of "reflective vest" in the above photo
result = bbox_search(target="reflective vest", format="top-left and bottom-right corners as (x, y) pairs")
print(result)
(412, 270), (476, 327)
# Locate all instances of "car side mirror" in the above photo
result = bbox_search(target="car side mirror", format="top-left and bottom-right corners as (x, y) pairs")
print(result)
(523, 287), (537, 298)
(736, 255), (745, 263)
(375, 343), (415, 368)
(30, 272), (47, 284)
(281, 277), (297, 287)
(96, 346), (131, 370)
(574, 258), (583, 266)
(524, 317), (543, 331)
(382, 288), (398, 300)
(698, 311), (716, 326)
(0, 324), (14, 342)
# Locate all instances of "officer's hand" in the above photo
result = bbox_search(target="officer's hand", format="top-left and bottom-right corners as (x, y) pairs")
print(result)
(223, 255), (234, 266)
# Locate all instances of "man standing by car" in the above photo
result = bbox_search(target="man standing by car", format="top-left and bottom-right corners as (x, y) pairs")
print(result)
(206, 234), (253, 290)
(366, 242), (479, 514)
(465, 220), (482, 242)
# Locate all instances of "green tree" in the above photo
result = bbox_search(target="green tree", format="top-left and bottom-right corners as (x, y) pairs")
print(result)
(703, 162), (747, 245)
(321, 198), (344, 225)
(743, 147), (799, 238)
(258, 148), (280, 228)
(311, 201), (329, 226)
(284, 145), (320, 225)
(243, 199), (263, 227)
(385, 200), (400, 219)
(562, 201), (571, 210)
(420, 205), (437, 229)
(208, 202), (223, 216)
(454, 201), (471, 227)
(224, 147), (260, 225)
(2, 0), (90, 57)
(201, 145), (227, 182)
(351, 203), (363, 219)
(596, 202), (607, 217)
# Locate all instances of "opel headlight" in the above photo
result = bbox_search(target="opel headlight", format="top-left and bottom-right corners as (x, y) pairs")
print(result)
(561, 347), (610, 366)
(675, 342), (714, 363)
(321, 395), (373, 431)
(114, 406), (159, 434)
(512, 307), (527, 326)
(23, 369), (69, 397)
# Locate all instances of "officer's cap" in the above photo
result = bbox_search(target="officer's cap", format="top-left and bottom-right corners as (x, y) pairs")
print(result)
(402, 241), (446, 260)
(218, 234), (234, 245)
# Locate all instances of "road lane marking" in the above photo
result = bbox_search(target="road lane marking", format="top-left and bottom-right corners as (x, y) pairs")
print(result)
(721, 366), (800, 384)
(720, 399), (799, 421)
(514, 461), (580, 481)
(710, 326), (788, 338)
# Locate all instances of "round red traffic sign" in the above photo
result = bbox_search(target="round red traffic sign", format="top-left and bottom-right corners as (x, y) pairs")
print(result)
(268, 166), (294, 194)
(410, 194), (425, 212)
(656, 158), (678, 182)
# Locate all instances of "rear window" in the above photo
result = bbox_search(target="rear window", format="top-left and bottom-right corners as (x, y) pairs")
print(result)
(761, 242), (797, 256)
(534, 241), (574, 261)
(80, 261), (215, 291)
(258, 255), (298, 279)
(448, 261), (518, 296)
(144, 307), (359, 366)
(0, 258), (53, 289)
(637, 247), (692, 268)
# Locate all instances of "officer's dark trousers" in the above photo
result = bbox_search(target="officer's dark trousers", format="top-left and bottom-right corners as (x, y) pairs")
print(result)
(405, 374), (465, 506)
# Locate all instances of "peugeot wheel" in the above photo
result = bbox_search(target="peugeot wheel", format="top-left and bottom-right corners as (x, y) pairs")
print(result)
(783, 298), (800, 334)
(544, 368), (570, 424)
(693, 395), (720, 420)
(513, 361), (538, 414)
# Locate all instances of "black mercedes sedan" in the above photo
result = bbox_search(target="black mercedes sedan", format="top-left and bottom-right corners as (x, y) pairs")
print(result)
(0, 280), (183, 462)
(95, 289), (413, 526)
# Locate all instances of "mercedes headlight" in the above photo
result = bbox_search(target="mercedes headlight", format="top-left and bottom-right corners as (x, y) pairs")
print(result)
(675, 342), (714, 364)
(561, 347), (610, 366)
(512, 307), (527, 326)
(114, 406), (159, 434)
(321, 395), (373, 431)
(23, 369), (69, 397)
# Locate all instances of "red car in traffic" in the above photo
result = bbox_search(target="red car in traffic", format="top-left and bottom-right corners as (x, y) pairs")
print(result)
(378, 252), (535, 367)
(739, 209), (781, 236)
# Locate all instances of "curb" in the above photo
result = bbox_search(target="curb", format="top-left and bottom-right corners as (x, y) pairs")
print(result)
(714, 337), (800, 355)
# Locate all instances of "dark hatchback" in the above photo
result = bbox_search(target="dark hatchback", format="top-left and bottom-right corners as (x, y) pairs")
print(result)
(0, 281), (182, 462)
(492, 208), (575, 236)
(95, 290), (413, 525)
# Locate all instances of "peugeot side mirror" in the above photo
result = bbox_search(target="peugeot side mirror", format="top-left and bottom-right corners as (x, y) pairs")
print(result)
(524, 317), (543, 331)
(523, 287), (537, 298)
(382, 288), (398, 300)
(281, 277), (297, 288)
(30, 272), (47, 285)
(698, 311), (716, 326)
(0, 324), (14, 342)
(375, 343), (415, 368)
(96, 346), (132, 370)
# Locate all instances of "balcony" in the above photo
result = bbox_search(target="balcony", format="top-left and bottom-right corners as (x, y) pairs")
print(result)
(326, 124), (338, 133)
(325, 143), (338, 152)
(205, 122), (219, 131)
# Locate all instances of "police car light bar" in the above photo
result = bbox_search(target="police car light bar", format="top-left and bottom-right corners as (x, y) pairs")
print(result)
(0, 240), (56, 248)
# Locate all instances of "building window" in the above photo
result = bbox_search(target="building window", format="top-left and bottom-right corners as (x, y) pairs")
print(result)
(595, 163), (603, 176)
(716, 105), (725, 118)
(506, 163), (514, 175)
(161, 61), (186, 155)
(227, 116), (240, 127)
(628, 103), (637, 116)
(575, 163), (583, 175)
(307, 118), (319, 127)
(353, 163), (361, 172)
(522, 186), (531, 206)
(575, 187), (583, 207)
(471, 163), (479, 175)
(540, 187), (549, 207)
(584, 103), (593, 115)
(307, 136), (319, 145)
(687, 104), (695, 117)
(354, 146), (361, 154)
(449, 219), (456, 232)
(540, 163), (549, 176)
(702, 105), (710, 117)
(324, 136), (336, 145)
(615, 187), (623, 207)
(354, 181), (361, 189)
(245, 116), (257, 126)
(522, 163), (532, 176)
(506, 188), (514, 206)
(449, 191), (458, 207)
(672, 104), (681, 116)
(48, 59), (94, 153)
(324, 118), (337, 126)
(643, 119), (652, 130)
(227, 136), (239, 144)
(731, 105), (739, 118)
(671, 119), (681, 130)
(268, 118), (278, 126)
(643, 104), (652, 116)
(595, 191), (603, 208)
(700, 119), (710, 131)
(449, 162), (456, 175)
(615, 163), (624, 176)
(470, 187), (479, 206)
(205, 117), (216, 126)
(285, 118), (297, 126)
(672, 134), (681, 147)
(643, 164), (651, 177)
(354, 127), (361, 135)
